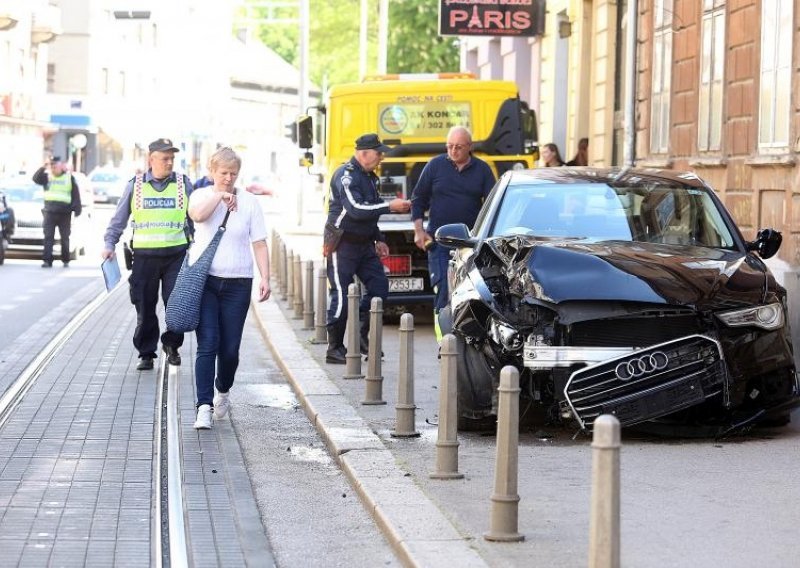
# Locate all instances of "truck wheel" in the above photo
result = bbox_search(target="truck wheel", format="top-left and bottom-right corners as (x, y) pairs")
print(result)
(456, 335), (497, 431)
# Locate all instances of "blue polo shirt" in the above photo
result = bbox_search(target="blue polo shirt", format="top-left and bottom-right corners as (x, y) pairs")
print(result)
(411, 154), (495, 235)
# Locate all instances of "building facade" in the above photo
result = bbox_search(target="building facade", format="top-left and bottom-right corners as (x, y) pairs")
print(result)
(636, 0), (799, 267)
(0, 0), (61, 175)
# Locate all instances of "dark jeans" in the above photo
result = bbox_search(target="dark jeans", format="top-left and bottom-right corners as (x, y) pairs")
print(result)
(128, 252), (185, 359)
(427, 243), (452, 311)
(42, 209), (72, 264)
(195, 275), (252, 407)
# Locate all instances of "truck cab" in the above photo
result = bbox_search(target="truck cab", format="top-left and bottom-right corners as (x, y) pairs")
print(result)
(297, 73), (538, 312)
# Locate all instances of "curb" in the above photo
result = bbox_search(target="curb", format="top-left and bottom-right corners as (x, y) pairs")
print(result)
(251, 296), (488, 568)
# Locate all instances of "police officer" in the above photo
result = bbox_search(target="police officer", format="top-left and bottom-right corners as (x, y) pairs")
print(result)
(101, 138), (193, 371)
(324, 133), (411, 364)
(411, 126), (495, 341)
(32, 156), (82, 267)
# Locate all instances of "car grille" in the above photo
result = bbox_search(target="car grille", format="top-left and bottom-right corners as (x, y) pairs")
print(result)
(568, 315), (702, 348)
(17, 219), (43, 229)
(564, 335), (727, 430)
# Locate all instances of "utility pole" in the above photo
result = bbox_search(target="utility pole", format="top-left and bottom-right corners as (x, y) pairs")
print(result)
(298, 0), (309, 226)
(378, 0), (388, 74)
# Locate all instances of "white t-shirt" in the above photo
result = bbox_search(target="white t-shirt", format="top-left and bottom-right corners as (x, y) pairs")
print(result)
(188, 187), (267, 278)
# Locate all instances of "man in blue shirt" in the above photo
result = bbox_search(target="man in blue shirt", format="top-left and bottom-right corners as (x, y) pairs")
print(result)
(411, 126), (496, 339)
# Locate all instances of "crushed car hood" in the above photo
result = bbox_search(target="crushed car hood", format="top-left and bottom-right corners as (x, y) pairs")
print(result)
(489, 237), (773, 308)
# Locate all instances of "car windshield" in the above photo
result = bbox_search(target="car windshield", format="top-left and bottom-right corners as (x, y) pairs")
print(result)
(91, 171), (121, 182)
(1, 185), (42, 202)
(489, 182), (736, 248)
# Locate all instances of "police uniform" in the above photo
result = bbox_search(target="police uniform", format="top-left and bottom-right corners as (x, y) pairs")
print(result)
(325, 151), (391, 363)
(102, 138), (192, 369)
(32, 158), (82, 267)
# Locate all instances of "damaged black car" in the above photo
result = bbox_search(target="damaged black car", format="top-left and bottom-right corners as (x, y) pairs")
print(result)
(436, 168), (800, 436)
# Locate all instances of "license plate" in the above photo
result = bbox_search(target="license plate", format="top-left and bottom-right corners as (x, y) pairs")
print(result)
(388, 277), (424, 292)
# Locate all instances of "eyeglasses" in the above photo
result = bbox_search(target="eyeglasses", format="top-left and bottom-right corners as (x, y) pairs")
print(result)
(446, 144), (469, 151)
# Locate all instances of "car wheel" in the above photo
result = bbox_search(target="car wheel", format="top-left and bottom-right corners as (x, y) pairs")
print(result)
(456, 335), (498, 431)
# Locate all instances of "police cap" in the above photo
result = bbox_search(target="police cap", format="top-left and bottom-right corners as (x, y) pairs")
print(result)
(148, 138), (180, 153)
(355, 133), (390, 153)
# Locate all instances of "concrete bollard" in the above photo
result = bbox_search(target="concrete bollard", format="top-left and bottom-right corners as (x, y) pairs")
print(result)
(362, 297), (386, 405)
(310, 267), (327, 344)
(391, 313), (420, 437)
(430, 334), (463, 479)
(484, 365), (524, 542)
(588, 414), (621, 568)
(269, 230), (278, 284)
(285, 249), (295, 305)
(292, 254), (304, 319)
(343, 283), (364, 379)
(302, 261), (315, 329)
(278, 242), (287, 300)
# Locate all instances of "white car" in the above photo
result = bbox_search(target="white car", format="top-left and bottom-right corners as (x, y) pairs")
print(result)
(89, 167), (126, 205)
(0, 175), (92, 261)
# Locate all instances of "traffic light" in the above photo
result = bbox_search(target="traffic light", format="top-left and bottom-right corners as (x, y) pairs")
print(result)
(297, 115), (313, 149)
(285, 121), (298, 143)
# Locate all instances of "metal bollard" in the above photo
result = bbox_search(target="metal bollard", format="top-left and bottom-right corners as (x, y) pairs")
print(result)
(292, 254), (303, 319)
(484, 365), (524, 542)
(343, 283), (364, 379)
(279, 242), (288, 300)
(362, 297), (386, 405)
(310, 267), (327, 344)
(302, 261), (315, 329)
(391, 313), (420, 437)
(588, 415), (621, 568)
(285, 249), (295, 304)
(430, 334), (463, 479)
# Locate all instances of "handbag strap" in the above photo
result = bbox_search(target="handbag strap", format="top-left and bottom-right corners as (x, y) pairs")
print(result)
(218, 189), (235, 230)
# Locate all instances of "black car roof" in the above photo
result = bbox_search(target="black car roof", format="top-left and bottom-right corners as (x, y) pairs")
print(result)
(505, 167), (708, 190)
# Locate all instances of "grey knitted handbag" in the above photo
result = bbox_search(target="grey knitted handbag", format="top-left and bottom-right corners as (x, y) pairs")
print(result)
(165, 209), (231, 333)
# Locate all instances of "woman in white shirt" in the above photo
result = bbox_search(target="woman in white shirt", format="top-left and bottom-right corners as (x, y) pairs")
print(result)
(188, 146), (271, 429)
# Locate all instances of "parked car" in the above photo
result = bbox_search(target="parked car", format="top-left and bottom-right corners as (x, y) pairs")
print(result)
(88, 166), (126, 204)
(0, 175), (91, 261)
(436, 167), (799, 436)
(0, 189), (14, 264)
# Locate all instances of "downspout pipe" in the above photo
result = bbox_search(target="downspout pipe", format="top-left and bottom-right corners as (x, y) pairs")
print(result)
(624, 0), (638, 167)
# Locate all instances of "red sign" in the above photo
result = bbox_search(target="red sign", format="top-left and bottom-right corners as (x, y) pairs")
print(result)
(439, 0), (545, 37)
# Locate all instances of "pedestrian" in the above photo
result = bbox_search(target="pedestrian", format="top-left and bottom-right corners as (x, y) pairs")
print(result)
(101, 138), (193, 371)
(323, 133), (411, 364)
(32, 156), (82, 267)
(541, 143), (565, 167)
(566, 137), (589, 166)
(187, 146), (270, 429)
(410, 126), (496, 340)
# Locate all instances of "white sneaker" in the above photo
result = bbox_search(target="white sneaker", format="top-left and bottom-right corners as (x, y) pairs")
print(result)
(193, 404), (212, 429)
(213, 391), (231, 419)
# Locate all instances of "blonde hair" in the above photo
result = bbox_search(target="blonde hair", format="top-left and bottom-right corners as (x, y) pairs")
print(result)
(208, 146), (242, 172)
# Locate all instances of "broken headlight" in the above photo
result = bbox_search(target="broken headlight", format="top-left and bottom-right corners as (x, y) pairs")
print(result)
(487, 316), (522, 351)
(716, 303), (784, 330)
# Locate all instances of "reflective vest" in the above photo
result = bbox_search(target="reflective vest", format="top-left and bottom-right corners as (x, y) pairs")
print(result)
(44, 174), (72, 204)
(130, 174), (188, 249)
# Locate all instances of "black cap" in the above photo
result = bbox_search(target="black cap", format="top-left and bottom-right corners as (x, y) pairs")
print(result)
(148, 138), (180, 153)
(355, 133), (390, 153)
(50, 156), (62, 163)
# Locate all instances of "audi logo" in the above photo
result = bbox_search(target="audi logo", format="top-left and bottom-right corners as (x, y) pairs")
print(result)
(615, 351), (669, 381)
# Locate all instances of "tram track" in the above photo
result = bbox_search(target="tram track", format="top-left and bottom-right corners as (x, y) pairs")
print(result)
(0, 288), (192, 567)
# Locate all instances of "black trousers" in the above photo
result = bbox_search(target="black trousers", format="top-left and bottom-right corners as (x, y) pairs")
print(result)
(42, 209), (72, 264)
(128, 252), (185, 359)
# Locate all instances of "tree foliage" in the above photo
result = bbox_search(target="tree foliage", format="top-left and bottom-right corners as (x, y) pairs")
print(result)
(250, 0), (460, 88)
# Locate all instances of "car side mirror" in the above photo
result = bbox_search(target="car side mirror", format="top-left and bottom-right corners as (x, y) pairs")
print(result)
(747, 228), (782, 259)
(435, 223), (477, 248)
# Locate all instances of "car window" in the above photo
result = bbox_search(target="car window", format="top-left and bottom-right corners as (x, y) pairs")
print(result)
(2, 186), (41, 201)
(489, 182), (735, 249)
(90, 171), (120, 182)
